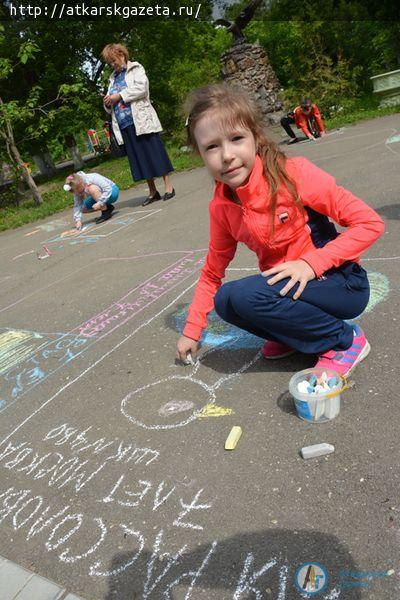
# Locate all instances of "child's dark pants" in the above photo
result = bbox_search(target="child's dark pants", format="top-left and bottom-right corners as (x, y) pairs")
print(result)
(214, 262), (370, 355)
(280, 115), (297, 139)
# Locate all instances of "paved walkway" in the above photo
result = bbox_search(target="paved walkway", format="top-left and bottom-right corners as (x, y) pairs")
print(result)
(1, 114), (399, 599)
(0, 555), (83, 600)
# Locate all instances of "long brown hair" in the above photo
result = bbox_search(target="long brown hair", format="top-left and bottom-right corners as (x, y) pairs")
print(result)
(185, 84), (303, 238)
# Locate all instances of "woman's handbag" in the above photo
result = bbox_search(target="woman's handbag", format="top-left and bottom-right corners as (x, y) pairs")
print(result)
(106, 118), (126, 158)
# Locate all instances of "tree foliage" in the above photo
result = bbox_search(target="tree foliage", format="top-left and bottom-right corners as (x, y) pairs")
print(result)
(0, 0), (399, 207)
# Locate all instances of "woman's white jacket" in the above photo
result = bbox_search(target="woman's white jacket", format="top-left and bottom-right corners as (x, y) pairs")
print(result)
(104, 61), (162, 144)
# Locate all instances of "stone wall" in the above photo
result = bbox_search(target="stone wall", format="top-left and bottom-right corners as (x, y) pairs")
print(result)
(221, 42), (283, 124)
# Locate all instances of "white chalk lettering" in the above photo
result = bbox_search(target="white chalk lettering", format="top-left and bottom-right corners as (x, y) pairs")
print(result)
(233, 553), (277, 600)
(0, 487), (31, 524)
(173, 489), (212, 531)
(4, 447), (33, 469)
(13, 495), (44, 530)
(101, 474), (152, 508)
(17, 452), (53, 475)
(162, 540), (218, 599)
(44, 423), (77, 445)
(45, 513), (83, 551)
(143, 529), (188, 599)
(26, 503), (71, 541)
(57, 460), (106, 492)
(59, 517), (107, 564)
(42, 423), (160, 466)
(33, 452), (64, 479)
(127, 447), (160, 465)
(153, 481), (176, 511)
(0, 440), (27, 462)
(89, 524), (144, 577)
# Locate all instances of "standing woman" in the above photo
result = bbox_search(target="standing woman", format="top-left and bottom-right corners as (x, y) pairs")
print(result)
(101, 43), (175, 206)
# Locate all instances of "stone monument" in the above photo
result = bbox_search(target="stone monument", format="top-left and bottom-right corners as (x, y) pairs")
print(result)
(216, 0), (283, 123)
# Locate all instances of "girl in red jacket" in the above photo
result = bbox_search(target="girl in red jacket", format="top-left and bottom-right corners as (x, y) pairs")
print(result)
(176, 85), (384, 377)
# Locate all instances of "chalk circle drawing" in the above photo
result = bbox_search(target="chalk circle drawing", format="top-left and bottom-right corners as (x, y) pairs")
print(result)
(122, 377), (214, 429)
(121, 334), (260, 430)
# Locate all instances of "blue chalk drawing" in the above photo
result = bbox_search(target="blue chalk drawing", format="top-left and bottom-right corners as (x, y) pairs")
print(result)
(174, 306), (263, 350)
(387, 134), (400, 144)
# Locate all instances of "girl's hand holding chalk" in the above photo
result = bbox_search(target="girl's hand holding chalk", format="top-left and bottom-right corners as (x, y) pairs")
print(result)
(176, 335), (198, 365)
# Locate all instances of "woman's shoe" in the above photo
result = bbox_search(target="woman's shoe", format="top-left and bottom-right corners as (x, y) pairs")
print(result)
(163, 188), (175, 201)
(142, 191), (161, 206)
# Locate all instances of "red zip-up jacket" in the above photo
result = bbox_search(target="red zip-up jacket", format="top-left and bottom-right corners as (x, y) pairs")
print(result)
(294, 104), (325, 137)
(183, 155), (384, 341)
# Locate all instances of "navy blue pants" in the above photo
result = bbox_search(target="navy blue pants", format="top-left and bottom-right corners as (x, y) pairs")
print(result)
(214, 262), (370, 355)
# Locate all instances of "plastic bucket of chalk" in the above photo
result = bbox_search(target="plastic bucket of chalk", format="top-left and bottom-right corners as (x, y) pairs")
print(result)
(289, 368), (347, 423)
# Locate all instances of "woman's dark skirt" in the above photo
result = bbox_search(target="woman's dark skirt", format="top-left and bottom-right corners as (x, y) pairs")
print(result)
(121, 123), (173, 182)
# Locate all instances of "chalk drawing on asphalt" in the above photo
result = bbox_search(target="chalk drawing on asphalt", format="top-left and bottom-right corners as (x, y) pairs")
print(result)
(121, 334), (261, 430)
(0, 252), (206, 412)
(43, 209), (161, 248)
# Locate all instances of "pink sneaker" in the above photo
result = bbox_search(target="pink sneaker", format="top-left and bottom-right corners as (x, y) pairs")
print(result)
(262, 339), (296, 360)
(314, 325), (371, 377)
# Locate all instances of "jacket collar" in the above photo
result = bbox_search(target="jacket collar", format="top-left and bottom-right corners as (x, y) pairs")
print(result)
(215, 155), (270, 212)
(126, 60), (141, 72)
(111, 60), (140, 79)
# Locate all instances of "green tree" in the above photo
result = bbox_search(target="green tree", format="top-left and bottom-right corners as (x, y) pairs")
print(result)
(0, 31), (44, 204)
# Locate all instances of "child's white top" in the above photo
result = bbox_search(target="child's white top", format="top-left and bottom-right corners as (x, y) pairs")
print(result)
(73, 171), (116, 222)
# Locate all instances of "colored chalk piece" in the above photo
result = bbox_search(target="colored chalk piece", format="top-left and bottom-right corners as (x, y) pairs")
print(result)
(225, 426), (242, 450)
(309, 374), (317, 386)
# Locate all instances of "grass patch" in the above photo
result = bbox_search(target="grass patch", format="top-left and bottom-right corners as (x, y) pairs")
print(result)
(324, 94), (400, 130)
(0, 146), (203, 232)
(0, 190), (70, 232)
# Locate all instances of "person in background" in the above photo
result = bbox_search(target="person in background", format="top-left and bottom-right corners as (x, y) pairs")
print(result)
(63, 171), (119, 230)
(280, 98), (326, 144)
(101, 43), (175, 207)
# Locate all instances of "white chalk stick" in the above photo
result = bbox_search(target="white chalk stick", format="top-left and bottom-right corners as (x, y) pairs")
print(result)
(301, 443), (335, 460)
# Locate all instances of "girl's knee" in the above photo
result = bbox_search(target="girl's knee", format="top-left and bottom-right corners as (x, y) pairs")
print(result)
(230, 278), (277, 318)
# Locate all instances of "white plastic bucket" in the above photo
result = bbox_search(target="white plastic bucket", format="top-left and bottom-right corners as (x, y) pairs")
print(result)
(289, 368), (345, 423)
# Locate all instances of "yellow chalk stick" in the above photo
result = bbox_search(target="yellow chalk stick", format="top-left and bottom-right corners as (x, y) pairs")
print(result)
(224, 426), (242, 450)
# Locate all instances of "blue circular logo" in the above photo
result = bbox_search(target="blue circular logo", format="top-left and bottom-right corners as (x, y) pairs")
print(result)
(294, 562), (328, 596)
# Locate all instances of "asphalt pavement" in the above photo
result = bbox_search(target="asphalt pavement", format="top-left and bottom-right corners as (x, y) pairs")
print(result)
(0, 114), (399, 599)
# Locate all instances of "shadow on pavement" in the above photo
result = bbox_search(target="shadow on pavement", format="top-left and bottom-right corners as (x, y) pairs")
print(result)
(116, 196), (149, 209)
(104, 529), (362, 599)
(375, 203), (400, 221)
